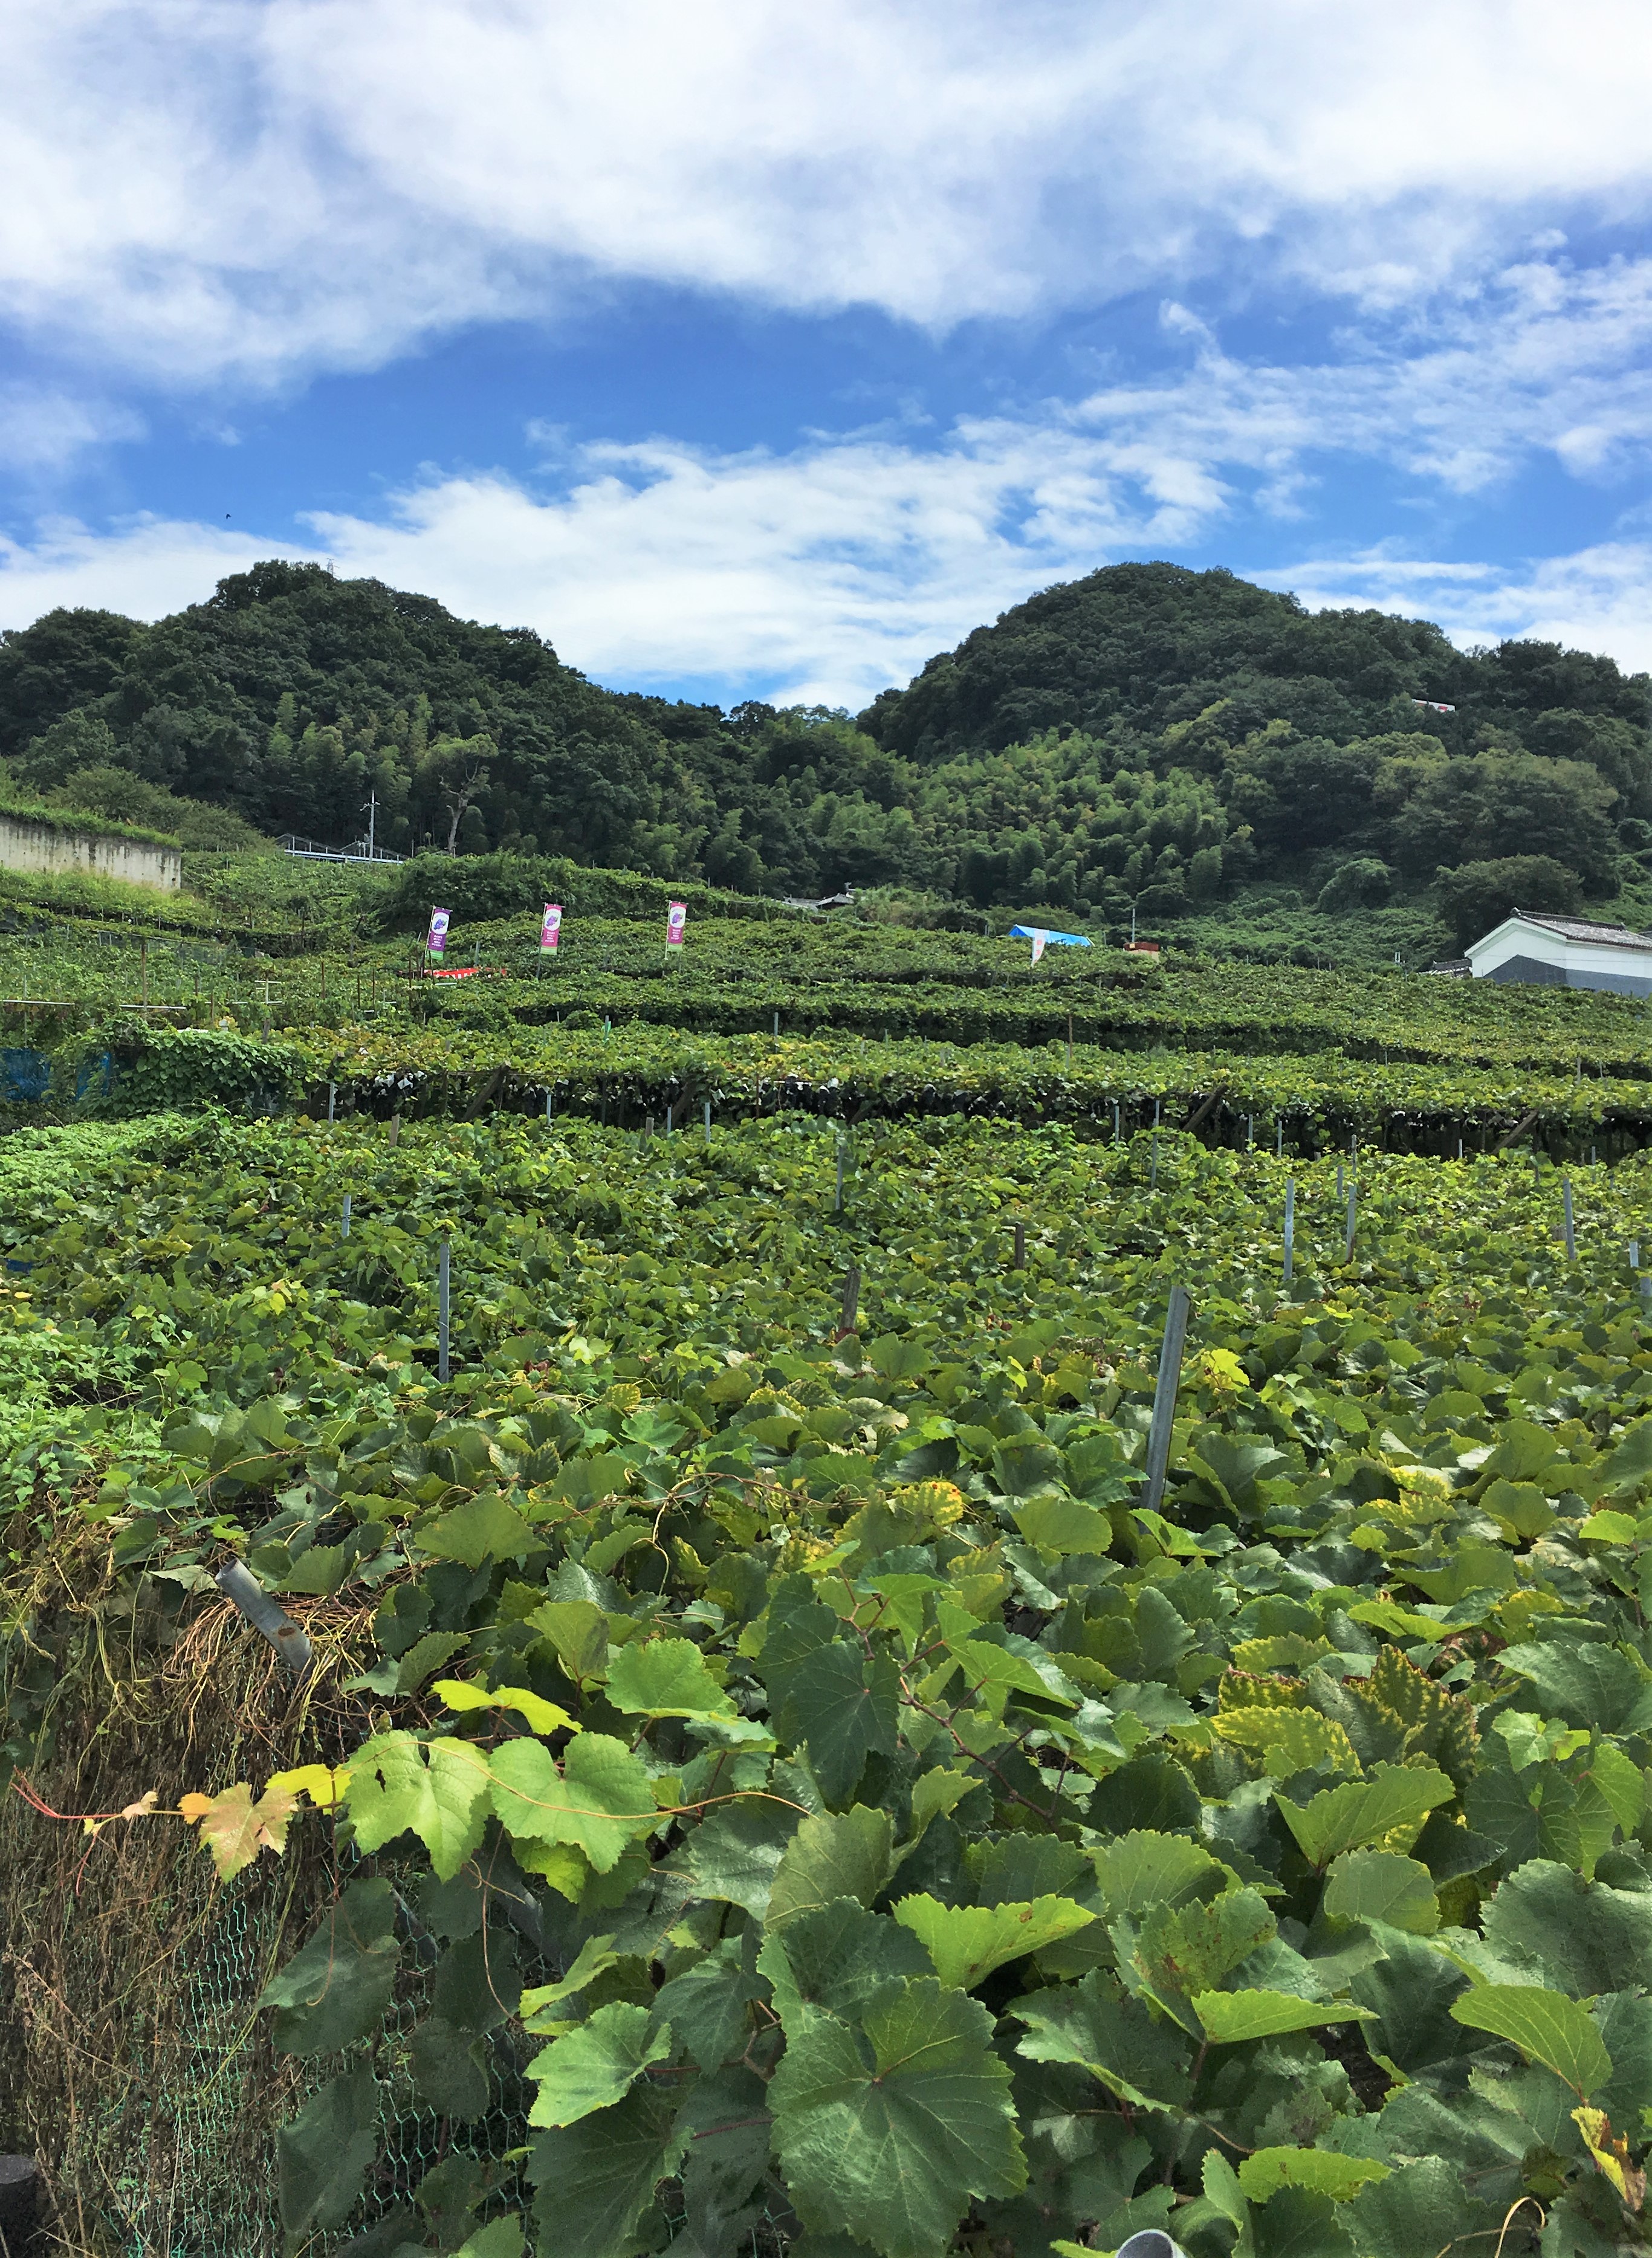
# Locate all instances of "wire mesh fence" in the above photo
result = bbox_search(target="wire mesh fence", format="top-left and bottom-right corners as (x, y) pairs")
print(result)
(3, 1823), (797, 2258)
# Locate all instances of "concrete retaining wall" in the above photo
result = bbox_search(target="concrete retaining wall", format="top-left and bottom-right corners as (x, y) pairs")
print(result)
(0, 817), (181, 894)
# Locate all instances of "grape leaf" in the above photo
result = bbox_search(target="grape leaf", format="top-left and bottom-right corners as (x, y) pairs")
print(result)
(1008, 1968), (1193, 2110)
(526, 2001), (672, 2127)
(1274, 1762), (1455, 1869)
(1321, 1850), (1440, 1935)
(1012, 1496), (1113, 1554)
(344, 1730), (493, 1880)
(1193, 1991), (1375, 2045)
(528, 2085), (689, 2258)
(1092, 1829), (1225, 1919)
(890, 1893), (1095, 1991)
(757, 1898), (935, 2028)
(766, 1806), (895, 1929)
(1119, 1888), (1276, 2026)
(1497, 1641), (1652, 1733)
(418, 1492), (535, 1568)
(528, 1598), (611, 1686)
(1346, 2155), (1507, 2258)
(788, 1640), (899, 1805)
(433, 1677), (576, 1735)
(1450, 1982), (1613, 2095)
(1237, 2149), (1389, 2202)
(264, 1762), (350, 1811)
(454, 2219), (525, 2258)
(410, 2014), (488, 2121)
(490, 1731), (656, 1872)
(258, 1879), (400, 2056)
(522, 1935), (623, 2027)
(768, 1978), (1026, 2258)
(604, 1635), (735, 1719)
(652, 1935), (762, 2068)
(277, 2066), (381, 2242)
(666, 1797), (801, 1915)
(180, 1780), (298, 1881)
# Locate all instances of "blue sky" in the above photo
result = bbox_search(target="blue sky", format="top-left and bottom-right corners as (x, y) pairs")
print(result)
(5, 2), (1652, 711)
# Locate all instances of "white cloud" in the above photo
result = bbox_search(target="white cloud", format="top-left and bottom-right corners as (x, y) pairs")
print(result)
(8, 2), (1652, 387)
(0, 515), (301, 627)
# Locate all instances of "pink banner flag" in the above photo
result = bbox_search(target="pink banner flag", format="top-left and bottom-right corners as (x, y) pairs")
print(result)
(666, 901), (687, 948)
(1029, 930), (1048, 964)
(427, 907), (450, 955)
(540, 903), (563, 953)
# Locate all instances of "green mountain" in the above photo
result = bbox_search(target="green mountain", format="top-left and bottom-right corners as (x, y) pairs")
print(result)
(1, 557), (1647, 958)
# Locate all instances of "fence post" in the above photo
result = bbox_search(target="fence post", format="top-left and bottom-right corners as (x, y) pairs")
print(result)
(215, 1561), (311, 1674)
(838, 1265), (860, 1339)
(1563, 1177), (1576, 1261)
(438, 1239), (450, 1382)
(341, 1193), (351, 1240)
(666, 1104), (673, 1134)
(1013, 1221), (1026, 1270)
(1113, 1101), (1121, 1144)
(327, 1082), (336, 1124)
(1345, 1178), (1356, 1264)
(1141, 1284), (1191, 1517)
(1283, 1179), (1295, 1286)
(546, 1090), (553, 1124)
(704, 1098), (712, 1147)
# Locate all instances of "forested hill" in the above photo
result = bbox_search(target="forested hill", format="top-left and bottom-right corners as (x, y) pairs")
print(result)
(1, 556), (1649, 953)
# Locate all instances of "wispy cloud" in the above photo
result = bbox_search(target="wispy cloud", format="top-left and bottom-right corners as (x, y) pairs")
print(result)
(1262, 543), (1652, 673)
(9, 352), (1652, 710)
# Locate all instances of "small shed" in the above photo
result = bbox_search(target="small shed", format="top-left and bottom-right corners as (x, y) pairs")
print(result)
(1465, 910), (1652, 997)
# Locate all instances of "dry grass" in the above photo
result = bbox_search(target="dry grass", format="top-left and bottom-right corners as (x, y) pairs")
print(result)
(0, 1530), (378, 2258)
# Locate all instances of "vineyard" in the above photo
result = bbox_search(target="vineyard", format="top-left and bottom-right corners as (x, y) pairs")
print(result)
(7, 865), (1652, 2257)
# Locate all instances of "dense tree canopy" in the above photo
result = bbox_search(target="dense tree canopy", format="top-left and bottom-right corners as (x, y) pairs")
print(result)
(0, 557), (1646, 931)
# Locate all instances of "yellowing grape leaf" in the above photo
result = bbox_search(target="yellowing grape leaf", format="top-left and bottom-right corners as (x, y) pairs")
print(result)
(181, 1781), (299, 1880)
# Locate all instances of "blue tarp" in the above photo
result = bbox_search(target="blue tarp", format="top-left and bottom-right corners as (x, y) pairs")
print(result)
(75, 1050), (114, 1102)
(1, 1048), (50, 1102)
(1008, 926), (1092, 948)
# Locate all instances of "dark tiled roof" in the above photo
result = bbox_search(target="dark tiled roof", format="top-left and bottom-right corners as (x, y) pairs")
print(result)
(1514, 910), (1652, 953)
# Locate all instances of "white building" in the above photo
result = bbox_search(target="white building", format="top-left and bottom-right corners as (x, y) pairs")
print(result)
(1465, 910), (1652, 997)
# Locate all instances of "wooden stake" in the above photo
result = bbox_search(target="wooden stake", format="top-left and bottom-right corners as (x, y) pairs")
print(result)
(838, 1265), (861, 1339)
(1012, 1221), (1026, 1270)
